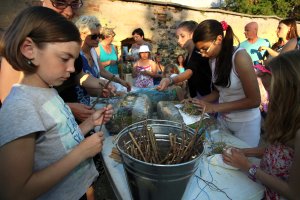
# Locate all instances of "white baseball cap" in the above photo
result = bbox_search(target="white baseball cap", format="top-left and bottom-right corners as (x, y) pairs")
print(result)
(139, 45), (150, 53)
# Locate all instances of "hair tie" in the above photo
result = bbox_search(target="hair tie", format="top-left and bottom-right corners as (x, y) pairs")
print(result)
(220, 21), (228, 31)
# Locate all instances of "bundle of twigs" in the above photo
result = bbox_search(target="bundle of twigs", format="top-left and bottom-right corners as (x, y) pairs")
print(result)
(181, 101), (201, 115)
(123, 107), (206, 164)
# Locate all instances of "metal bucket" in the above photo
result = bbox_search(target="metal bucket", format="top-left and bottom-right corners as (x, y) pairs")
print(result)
(116, 119), (204, 200)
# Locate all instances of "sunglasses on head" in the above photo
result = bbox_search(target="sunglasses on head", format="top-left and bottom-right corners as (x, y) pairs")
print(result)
(90, 34), (101, 40)
(50, 0), (83, 9)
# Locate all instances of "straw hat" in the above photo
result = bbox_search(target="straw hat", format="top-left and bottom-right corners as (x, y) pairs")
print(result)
(139, 45), (150, 53)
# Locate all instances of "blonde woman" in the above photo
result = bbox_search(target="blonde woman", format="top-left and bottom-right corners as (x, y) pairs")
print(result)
(96, 27), (120, 76)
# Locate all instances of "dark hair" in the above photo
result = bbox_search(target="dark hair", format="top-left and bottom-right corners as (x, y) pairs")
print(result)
(272, 18), (299, 51)
(0, 6), (81, 73)
(193, 19), (239, 87)
(132, 28), (144, 37)
(176, 54), (185, 65)
(176, 20), (198, 33)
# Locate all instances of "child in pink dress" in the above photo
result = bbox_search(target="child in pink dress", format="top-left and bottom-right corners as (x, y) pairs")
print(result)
(223, 50), (300, 200)
(132, 45), (157, 88)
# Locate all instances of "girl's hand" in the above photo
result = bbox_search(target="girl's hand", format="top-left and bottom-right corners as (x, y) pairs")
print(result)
(77, 132), (105, 159)
(92, 104), (113, 126)
(192, 99), (214, 113)
(222, 148), (251, 171)
(180, 98), (193, 104)
(140, 70), (148, 76)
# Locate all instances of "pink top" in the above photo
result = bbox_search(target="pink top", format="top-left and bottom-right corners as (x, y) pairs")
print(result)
(260, 143), (294, 200)
(135, 63), (154, 88)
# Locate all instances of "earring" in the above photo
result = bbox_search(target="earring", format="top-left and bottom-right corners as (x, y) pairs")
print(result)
(27, 60), (32, 65)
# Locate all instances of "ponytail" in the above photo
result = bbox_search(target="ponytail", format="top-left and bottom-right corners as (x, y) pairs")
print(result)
(193, 19), (240, 87)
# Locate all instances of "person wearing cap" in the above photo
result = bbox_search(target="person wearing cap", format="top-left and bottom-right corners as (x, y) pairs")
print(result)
(132, 45), (157, 88)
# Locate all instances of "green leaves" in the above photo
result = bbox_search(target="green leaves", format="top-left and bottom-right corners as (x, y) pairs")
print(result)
(222, 0), (298, 19)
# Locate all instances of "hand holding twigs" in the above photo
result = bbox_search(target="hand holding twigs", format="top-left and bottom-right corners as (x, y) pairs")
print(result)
(92, 104), (113, 127)
(192, 99), (215, 113)
(90, 75), (116, 109)
(76, 132), (105, 159)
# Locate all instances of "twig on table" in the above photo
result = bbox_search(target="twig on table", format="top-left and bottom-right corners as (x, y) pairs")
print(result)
(96, 75), (116, 130)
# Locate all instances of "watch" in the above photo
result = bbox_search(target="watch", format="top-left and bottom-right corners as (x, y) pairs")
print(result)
(248, 164), (258, 181)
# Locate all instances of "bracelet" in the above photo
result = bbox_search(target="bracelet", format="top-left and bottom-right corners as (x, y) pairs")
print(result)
(248, 164), (258, 182)
(168, 77), (174, 86)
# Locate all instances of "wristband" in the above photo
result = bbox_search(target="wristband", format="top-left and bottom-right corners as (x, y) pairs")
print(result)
(248, 164), (258, 182)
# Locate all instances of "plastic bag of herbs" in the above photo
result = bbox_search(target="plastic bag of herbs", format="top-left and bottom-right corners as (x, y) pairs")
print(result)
(105, 93), (153, 134)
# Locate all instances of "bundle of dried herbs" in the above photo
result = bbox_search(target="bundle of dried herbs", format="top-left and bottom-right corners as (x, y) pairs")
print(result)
(181, 102), (201, 115)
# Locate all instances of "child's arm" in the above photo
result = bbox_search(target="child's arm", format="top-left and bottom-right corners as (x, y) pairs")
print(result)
(223, 146), (299, 199)
(79, 104), (113, 135)
(289, 130), (300, 199)
(239, 147), (265, 158)
(0, 131), (104, 200)
(157, 69), (193, 91)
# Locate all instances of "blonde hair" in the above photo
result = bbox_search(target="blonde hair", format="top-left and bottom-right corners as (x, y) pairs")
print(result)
(101, 27), (115, 38)
(75, 15), (101, 33)
(265, 50), (300, 144)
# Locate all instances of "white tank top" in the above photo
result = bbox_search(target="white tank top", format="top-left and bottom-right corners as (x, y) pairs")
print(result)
(210, 48), (260, 122)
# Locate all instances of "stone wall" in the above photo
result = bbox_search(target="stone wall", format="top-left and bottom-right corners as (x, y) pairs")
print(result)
(0, 0), (299, 65)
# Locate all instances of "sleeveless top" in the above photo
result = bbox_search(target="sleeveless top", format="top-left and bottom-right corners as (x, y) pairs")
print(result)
(296, 37), (300, 50)
(134, 61), (154, 88)
(177, 65), (185, 73)
(210, 48), (260, 122)
(99, 44), (119, 75)
(260, 143), (294, 200)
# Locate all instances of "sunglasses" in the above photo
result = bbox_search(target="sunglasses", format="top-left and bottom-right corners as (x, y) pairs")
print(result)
(50, 0), (83, 10)
(89, 34), (101, 40)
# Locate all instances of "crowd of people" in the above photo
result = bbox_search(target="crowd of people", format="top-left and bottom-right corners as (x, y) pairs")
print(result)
(0, 0), (299, 199)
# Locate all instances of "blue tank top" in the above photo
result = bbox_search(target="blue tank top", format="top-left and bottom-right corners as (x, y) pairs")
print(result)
(99, 44), (119, 74)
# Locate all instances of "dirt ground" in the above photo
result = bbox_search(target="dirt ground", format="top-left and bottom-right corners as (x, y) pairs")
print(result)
(93, 155), (117, 200)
